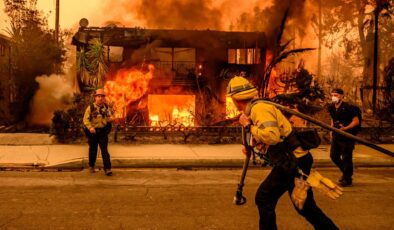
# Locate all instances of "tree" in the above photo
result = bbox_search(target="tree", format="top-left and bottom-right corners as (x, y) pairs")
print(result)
(257, 9), (315, 97)
(77, 38), (108, 90)
(86, 38), (108, 88)
(3, 0), (66, 122)
(317, 0), (393, 112)
(370, 0), (392, 113)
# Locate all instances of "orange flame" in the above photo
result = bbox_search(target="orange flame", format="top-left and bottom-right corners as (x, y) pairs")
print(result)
(148, 95), (195, 127)
(104, 65), (154, 119)
(226, 96), (240, 119)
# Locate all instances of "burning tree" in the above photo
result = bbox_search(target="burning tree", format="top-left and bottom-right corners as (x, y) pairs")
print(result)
(271, 61), (325, 115)
(258, 9), (320, 117)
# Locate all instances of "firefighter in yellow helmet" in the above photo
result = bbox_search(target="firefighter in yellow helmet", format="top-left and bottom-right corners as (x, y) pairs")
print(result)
(83, 88), (113, 176)
(227, 76), (339, 230)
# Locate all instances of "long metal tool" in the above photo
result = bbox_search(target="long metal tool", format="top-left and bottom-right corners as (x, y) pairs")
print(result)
(233, 126), (252, 205)
(261, 100), (394, 157)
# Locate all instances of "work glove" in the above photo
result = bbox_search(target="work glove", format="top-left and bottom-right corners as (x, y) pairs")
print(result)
(306, 170), (344, 200)
(291, 177), (310, 210)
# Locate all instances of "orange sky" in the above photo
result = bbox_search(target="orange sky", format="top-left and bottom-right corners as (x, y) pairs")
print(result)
(0, 0), (106, 31)
(0, 0), (271, 32)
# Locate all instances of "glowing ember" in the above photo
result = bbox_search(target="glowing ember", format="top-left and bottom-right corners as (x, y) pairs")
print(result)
(226, 97), (240, 119)
(104, 65), (154, 119)
(148, 95), (195, 126)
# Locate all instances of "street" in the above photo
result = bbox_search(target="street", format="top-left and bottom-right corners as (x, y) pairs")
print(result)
(0, 168), (393, 230)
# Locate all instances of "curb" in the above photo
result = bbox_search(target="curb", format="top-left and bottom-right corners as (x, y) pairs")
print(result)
(1, 158), (393, 170)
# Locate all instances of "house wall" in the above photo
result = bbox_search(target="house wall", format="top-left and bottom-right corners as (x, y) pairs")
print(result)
(72, 28), (267, 125)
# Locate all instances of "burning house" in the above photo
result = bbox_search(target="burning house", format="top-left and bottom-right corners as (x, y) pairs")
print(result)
(72, 22), (267, 128)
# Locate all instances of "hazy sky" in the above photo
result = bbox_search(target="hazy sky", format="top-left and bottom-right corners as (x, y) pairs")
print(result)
(0, 0), (102, 32)
(0, 0), (269, 33)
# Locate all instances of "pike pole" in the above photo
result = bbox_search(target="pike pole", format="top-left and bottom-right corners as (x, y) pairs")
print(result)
(233, 126), (252, 205)
(262, 100), (394, 157)
(233, 100), (393, 206)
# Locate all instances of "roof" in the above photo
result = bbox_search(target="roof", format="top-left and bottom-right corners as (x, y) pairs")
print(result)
(72, 27), (267, 49)
(0, 33), (13, 43)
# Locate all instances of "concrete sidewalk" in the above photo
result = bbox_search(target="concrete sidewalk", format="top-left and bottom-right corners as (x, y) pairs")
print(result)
(0, 134), (393, 169)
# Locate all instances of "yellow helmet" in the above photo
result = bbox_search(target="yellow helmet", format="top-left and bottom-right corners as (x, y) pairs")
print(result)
(227, 76), (258, 100)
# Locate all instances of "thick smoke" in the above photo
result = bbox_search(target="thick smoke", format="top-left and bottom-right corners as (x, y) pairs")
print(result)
(27, 72), (75, 126)
(94, 0), (265, 30)
(27, 45), (78, 127)
(234, 0), (312, 39)
(136, 0), (222, 30)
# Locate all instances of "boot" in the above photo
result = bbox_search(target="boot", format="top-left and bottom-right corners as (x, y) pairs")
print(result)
(105, 169), (113, 176)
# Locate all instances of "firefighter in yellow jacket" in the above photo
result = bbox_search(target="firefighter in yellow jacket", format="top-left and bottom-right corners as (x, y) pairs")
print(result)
(227, 76), (339, 230)
(83, 88), (113, 176)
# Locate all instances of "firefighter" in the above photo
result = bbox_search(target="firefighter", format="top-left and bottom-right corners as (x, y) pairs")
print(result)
(83, 88), (113, 176)
(227, 76), (339, 230)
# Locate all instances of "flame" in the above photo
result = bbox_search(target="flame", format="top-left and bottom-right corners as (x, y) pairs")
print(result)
(226, 96), (240, 119)
(148, 95), (195, 126)
(149, 115), (159, 126)
(104, 65), (154, 118)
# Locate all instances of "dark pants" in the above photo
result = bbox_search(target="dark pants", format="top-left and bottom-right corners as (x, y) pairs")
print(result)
(87, 126), (112, 170)
(255, 153), (338, 230)
(330, 137), (354, 181)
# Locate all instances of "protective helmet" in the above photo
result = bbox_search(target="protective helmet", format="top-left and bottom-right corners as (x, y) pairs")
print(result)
(94, 88), (106, 96)
(226, 76), (258, 100)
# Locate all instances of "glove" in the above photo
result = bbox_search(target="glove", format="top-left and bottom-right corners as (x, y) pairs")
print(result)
(291, 177), (310, 210)
(306, 170), (344, 199)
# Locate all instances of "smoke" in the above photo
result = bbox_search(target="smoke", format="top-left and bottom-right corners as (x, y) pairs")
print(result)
(233, 0), (313, 40)
(89, 0), (316, 47)
(90, 0), (266, 30)
(95, 0), (223, 30)
(27, 43), (78, 127)
(27, 73), (75, 126)
(136, 0), (222, 30)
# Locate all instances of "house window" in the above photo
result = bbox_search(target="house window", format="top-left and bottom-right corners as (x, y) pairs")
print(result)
(228, 48), (260, 64)
(151, 48), (196, 73)
(105, 46), (123, 62)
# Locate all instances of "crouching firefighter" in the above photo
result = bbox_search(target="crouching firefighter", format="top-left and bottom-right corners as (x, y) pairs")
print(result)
(228, 76), (340, 230)
(83, 88), (113, 176)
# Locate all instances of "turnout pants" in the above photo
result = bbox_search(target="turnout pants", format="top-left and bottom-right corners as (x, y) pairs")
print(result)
(255, 153), (338, 230)
(87, 126), (112, 170)
(330, 137), (354, 182)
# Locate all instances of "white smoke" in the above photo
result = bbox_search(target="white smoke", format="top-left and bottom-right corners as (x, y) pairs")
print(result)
(27, 64), (78, 126)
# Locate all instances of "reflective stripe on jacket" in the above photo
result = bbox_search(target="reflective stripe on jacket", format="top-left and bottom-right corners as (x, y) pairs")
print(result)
(83, 103), (109, 129)
(245, 100), (308, 158)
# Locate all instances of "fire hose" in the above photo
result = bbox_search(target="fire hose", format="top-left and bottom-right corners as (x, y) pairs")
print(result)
(233, 100), (394, 205)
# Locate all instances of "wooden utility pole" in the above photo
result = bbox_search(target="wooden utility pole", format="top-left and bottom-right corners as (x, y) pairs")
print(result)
(55, 0), (60, 43)
(372, 7), (379, 113)
(318, 0), (322, 82)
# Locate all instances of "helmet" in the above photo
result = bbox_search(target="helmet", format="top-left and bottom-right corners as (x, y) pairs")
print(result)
(226, 76), (258, 100)
(94, 88), (106, 96)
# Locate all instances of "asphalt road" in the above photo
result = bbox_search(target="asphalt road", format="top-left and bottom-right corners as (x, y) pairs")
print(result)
(0, 168), (393, 230)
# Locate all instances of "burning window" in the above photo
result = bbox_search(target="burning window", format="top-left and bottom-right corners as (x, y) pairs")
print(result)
(228, 48), (260, 65)
(148, 94), (195, 127)
(104, 65), (154, 119)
